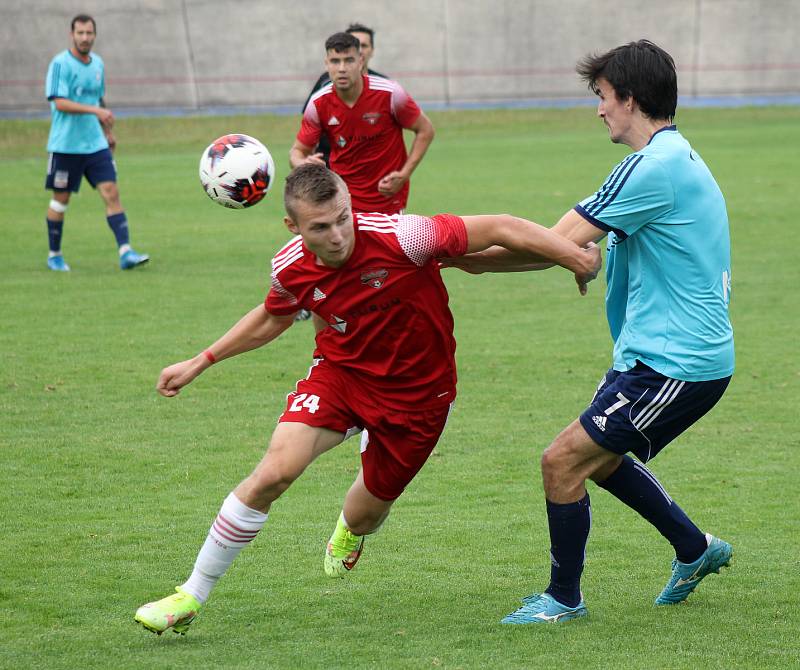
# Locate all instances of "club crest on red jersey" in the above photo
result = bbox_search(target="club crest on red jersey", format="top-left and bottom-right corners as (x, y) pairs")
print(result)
(361, 269), (388, 289)
(336, 135), (347, 148)
(362, 112), (382, 125)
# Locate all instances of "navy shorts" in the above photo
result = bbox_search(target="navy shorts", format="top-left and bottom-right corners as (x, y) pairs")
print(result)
(579, 361), (731, 463)
(45, 149), (116, 192)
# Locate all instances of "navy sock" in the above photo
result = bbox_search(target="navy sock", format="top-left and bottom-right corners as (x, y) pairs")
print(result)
(544, 493), (591, 608)
(106, 212), (130, 247)
(46, 218), (63, 253)
(596, 455), (706, 563)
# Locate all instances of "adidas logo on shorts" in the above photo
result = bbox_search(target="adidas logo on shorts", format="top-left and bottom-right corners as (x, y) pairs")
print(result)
(592, 415), (607, 431)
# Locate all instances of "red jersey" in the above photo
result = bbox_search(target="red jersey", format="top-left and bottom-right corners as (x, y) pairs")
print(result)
(266, 213), (468, 409)
(297, 75), (422, 214)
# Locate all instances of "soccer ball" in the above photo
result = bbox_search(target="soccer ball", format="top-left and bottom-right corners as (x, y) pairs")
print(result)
(199, 134), (275, 209)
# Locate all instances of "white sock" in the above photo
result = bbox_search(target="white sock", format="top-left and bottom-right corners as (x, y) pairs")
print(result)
(181, 492), (268, 603)
(118, 244), (131, 256)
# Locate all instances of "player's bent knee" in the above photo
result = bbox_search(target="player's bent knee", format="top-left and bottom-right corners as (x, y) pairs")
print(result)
(540, 442), (584, 494)
(98, 182), (120, 203)
(540, 446), (562, 478)
(241, 464), (295, 505)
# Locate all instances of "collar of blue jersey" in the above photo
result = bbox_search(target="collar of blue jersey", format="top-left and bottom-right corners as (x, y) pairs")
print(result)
(647, 124), (677, 145)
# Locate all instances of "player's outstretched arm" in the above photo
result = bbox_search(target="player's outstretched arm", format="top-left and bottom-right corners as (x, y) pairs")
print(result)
(446, 208), (607, 271)
(551, 208), (607, 246)
(461, 213), (601, 276)
(441, 246), (555, 274)
(156, 305), (295, 397)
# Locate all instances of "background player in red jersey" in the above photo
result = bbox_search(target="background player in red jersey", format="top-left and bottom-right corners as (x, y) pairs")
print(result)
(134, 164), (600, 636)
(290, 31), (434, 215)
(301, 23), (388, 168)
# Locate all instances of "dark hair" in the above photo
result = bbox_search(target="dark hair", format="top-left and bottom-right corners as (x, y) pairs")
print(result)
(71, 14), (96, 32)
(576, 40), (677, 120)
(346, 23), (375, 47)
(284, 164), (345, 220)
(325, 32), (360, 54)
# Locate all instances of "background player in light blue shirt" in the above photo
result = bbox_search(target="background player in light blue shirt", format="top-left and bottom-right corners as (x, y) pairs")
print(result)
(448, 40), (735, 624)
(44, 14), (148, 271)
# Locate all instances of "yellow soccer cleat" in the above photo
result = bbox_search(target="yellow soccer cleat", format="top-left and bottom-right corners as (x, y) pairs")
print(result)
(135, 587), (201, 635)
(324, 515), (365, 578)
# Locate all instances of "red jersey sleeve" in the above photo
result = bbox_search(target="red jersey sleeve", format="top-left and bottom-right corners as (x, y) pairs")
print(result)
(265, 238), (305, 315)
(265, 275), (300, 316)
(395, 214), (468, 266)
(296, 97), (323, 148)
(388, 80), (422, 129)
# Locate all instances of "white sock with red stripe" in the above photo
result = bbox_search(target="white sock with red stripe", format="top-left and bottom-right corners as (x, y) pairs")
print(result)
(181, 492), (268, 603)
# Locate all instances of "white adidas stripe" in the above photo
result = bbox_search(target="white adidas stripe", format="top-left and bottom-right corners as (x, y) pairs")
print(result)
(308, 83), (334, 105)
(637, 381), (685, 432)
(273, 235), (302, 259)
(272, 241), (303, 265)
(632, 460), (673, 503)
(357, 220), (396, 230)
(272, 248), (304, 275)
(357, 213), (397, 224)
(368, 77), (397, 90)
(632, 378), (676, 428)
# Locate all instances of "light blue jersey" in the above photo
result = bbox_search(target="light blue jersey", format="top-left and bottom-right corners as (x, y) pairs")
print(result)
(45, 50), (108, 154)
(575, 126), (734, 382)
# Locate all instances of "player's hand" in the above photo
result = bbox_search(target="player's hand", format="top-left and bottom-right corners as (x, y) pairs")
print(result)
(303, 153), (326, 166)
(105, 131), (116, 152)
(156, 356), (209, 397)
(377, 171), (407, 196)
(575, 242), (602, 295)
(97, 107), (114, 129)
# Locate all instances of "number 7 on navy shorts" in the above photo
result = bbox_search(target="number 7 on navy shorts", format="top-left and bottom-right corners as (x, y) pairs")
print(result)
(579, 361), (731, 463)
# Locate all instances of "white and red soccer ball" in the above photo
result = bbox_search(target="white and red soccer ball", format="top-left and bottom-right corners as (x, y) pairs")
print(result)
(199, 134), (275, 209)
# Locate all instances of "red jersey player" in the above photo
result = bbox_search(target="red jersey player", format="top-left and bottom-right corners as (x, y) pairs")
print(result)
(134, 164), (600, 636)
(290, 31), (434, 215)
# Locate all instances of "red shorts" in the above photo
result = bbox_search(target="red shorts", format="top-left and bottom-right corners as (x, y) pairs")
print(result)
(278, 359), (453, 501)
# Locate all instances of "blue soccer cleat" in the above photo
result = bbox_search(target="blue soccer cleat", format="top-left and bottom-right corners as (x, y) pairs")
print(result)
(501, 592), (588, 624)
(47, 254), (71, 272)
(120, 248), (150, 270)
(655, 533), (732, 605)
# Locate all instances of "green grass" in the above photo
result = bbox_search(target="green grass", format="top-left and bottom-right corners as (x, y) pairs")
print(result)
(1, 107), (799, 669)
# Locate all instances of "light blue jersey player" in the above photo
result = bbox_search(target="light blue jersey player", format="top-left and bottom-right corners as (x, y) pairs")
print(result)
(43, 14), (148, 272)
(575, 125), (734, 382)
(450, 41), (734, 624)
(46, 49), (108, 155)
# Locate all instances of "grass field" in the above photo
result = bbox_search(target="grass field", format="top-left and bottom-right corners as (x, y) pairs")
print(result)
(1, 106), (799, 669)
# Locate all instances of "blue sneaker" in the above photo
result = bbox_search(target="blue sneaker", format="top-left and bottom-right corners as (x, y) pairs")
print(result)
(120, 249), (150, 270)
(655, 533), (732, 605)
(501, 592), (588, 624)
(47, 254), (70, 272)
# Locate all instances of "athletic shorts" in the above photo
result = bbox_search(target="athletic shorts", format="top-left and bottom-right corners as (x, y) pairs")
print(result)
(45, 149), (116, 192)
(278, 358), (453, 501)
(579, 361), (731, 463)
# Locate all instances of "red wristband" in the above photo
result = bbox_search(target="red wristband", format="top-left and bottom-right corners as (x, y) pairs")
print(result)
(203, 350), (217, 364)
